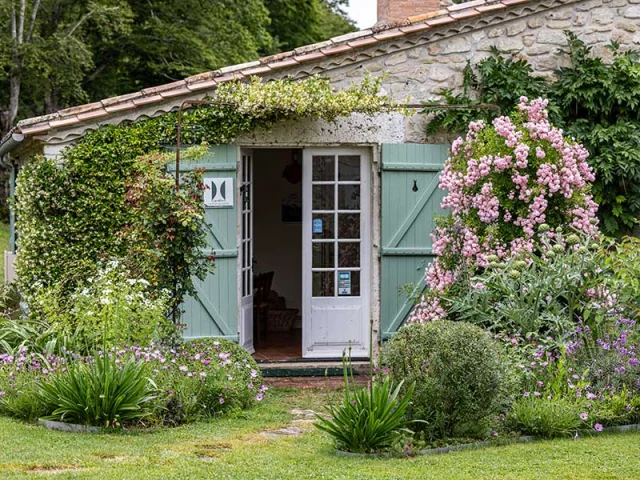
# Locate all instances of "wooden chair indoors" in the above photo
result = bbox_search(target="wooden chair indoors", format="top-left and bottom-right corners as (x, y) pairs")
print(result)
(253, 271), (274, 348)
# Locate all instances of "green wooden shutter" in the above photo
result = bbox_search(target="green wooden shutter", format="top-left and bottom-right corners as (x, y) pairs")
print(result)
(168, 145), (239, 341)
(380, 144), (449, 340)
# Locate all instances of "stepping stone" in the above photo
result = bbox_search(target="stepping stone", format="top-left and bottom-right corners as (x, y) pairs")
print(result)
(261, 426), (304, 438)
(290, 409), (319, 418)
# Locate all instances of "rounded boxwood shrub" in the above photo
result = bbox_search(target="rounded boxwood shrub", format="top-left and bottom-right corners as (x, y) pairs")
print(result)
(385, 321), (511, 439)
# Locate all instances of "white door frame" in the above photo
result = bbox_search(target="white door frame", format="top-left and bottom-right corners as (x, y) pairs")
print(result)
(238, 149), (254, 354)
(302, 147), (371, 359)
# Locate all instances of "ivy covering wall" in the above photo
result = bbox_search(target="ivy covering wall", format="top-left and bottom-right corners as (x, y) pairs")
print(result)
(15, 76), (391, 313)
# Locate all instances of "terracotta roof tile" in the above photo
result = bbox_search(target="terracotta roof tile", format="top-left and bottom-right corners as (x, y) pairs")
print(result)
(408, 9), (449, 23)
(477, 2), (508, 12)
(295, 40), (332, 55)
(77, 108), (109, 121)
(260, 51), (295, 64)
(330, 30), (374, 44)
(141, 80), (187, 95)
(57, 102), (104, 117)
(268, 58), (299, 70)
(400, 23), (432, 34)
(159, 87), (192, 99)
(426, 15), (457, 26)
(100, 92), (144, 107)
(20, 124), (51, 135)
(186, 80), (219, 92)
(49, 117), (81, 129)
(373, 29), (405, 41)
(241, 65), (272, 76)
(450, 8), (481, 19)
(104, 101), (136, 113)
(212, 73), (242, 83)
(132, 95), (164, 107)
(321, 44), (353, 56)
(347, 37), (379, 49)
(219, 61), (259, 75)
(292, 51), (326, 63)
(448, 0), (488, 11)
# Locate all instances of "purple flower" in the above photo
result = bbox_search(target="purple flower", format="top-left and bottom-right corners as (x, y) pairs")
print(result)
(219, 397), (225, 404)
(594, 423), (603, 432)
(256, 393), (264, 402)
(580, 413), (588, 421)
(0, 391), (5, 397)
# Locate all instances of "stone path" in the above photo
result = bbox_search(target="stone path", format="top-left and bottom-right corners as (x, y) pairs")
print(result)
(259, 408), (325, 438)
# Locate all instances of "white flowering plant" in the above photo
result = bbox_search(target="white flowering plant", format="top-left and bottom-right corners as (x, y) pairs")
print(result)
(33, 260), (175, 353)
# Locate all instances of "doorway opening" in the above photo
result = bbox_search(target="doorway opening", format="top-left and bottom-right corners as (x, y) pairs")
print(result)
(251, 148), (303, 361)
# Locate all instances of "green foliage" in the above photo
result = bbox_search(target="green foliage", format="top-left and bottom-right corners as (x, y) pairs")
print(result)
(39, 354), (155, 428)
(1, 0), (356, 131)
(506, 396), (584, 438)
(118, 151), (214, 319)
(315, 360), (414, 453)
(30, 260), (175, 354)
(15, 76), (390, 317)
(0, 316), (66, 357)
(385, 321), (512, 440)
(264, 0), (355, 52)
(425, 53), (547, 135)
(602, 236), (640, 319)
(180, 337), (264, 412)
(446, 231), (612, 342)
(424, 35), (640, 236)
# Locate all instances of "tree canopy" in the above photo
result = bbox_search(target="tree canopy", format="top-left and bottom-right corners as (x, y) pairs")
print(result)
(0, 0), (356, 133)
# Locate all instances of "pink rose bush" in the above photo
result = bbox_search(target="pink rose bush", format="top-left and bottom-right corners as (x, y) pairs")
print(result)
(411, 98), (598, 323)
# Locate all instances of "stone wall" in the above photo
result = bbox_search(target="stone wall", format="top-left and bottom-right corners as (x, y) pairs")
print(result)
(323, 0), (639, 143)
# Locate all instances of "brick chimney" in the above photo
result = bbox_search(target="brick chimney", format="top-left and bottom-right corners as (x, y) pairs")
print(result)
(377, 0), (443, 25)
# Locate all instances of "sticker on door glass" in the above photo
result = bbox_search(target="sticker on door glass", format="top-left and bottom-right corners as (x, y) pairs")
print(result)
(338, 271), (351, 296)
(312, 218), (323, 234)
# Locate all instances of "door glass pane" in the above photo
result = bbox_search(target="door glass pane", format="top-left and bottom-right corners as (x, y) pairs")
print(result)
(312, 242), (335, 268)
(338, 185), (360, 210)
(337, 270), (360, 297)
(338, 242), (360, 267)
(338, 213), (360, 239)
(313, 155), (335, 181)
(312, 213), (334, 240)
(313, 185), (334, 210)
(313, 271), (334, 297)
(338, 156), (360, 181)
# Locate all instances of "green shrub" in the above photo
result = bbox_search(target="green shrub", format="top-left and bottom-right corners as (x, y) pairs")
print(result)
(385, 321), (512, 440)
(506, 396), (585, 438)
(446, 231), (614, 343)
(31, 260), (175, 354)
(0, 368), (47, 420)
(39, 354), (155, 428)
(315, 362), (415, 453)
(1, 339), (266, 425)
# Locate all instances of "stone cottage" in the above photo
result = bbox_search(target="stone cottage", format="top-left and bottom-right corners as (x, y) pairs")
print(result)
(0, 0), (635, 360)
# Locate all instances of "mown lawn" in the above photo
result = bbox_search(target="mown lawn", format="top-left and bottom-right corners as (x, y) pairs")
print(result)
(1, 388), (639, 480)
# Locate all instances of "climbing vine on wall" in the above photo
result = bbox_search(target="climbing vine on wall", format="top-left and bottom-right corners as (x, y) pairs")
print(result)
(424, 34), (640, 237)
(15, 75), (392, 316)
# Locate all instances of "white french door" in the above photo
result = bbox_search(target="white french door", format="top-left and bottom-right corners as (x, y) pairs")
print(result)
(239, 150), (254, 353)
(302, 148), (371, 358)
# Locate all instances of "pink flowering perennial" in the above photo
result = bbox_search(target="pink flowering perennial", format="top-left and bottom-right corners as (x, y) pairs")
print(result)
(410, 97), (598, 323)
